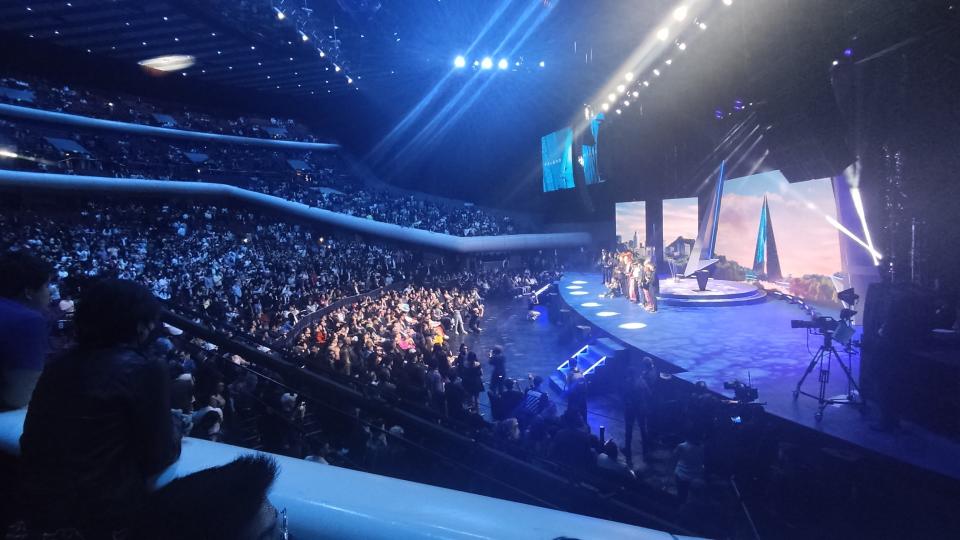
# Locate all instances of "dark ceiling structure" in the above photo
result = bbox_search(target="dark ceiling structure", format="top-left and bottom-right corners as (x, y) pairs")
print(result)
(0, 0), (957, 216)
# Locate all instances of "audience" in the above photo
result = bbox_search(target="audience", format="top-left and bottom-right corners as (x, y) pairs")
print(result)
(0, 74), (529, 237)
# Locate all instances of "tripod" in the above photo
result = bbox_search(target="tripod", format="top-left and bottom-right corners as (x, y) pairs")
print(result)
(793, 331), (864, 421)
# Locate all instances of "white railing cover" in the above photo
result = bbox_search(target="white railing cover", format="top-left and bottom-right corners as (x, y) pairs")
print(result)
(0, 409), (687, 539)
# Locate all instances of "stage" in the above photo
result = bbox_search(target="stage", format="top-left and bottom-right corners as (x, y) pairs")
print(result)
(557, 271), (960, 482)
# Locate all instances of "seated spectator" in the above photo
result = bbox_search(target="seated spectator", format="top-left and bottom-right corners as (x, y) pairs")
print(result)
(17, 279), (182, 536)
(130, 455), (283, 540)
(596, 440), (636, 480)
(0, 250), (51, 410)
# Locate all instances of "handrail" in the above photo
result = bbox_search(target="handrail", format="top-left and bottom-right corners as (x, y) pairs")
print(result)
(0, 103), (338, 151)
(0, 410), (689, 540)
(0, 170), (594, 253)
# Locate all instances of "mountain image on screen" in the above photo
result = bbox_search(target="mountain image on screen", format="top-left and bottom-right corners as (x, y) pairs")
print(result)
(713, 170), (844, 305)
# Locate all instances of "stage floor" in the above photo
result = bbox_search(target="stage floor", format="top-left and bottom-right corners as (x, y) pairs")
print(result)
(558, 271), (960, 481)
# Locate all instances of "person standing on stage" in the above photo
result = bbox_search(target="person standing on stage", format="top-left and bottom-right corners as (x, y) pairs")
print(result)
(488, 345), (506, 396)
(600, 249), (613, 285)
(642, 260), (658, 312)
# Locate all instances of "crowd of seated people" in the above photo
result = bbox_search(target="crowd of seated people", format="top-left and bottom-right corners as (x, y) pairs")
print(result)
(0, 123), (522, 236)
(0, 198), (417, 346)
(0, 74), (322, 141)
(0, 74), (528, 236)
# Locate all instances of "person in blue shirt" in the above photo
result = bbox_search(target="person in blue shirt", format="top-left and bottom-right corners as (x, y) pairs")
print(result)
(0, 250), (52, 410)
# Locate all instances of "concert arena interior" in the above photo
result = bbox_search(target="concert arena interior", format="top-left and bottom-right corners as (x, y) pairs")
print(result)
(1, 1), (959, 539)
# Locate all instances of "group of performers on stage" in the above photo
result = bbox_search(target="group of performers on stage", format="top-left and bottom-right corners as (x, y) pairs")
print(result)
(599, 248), (658, 312)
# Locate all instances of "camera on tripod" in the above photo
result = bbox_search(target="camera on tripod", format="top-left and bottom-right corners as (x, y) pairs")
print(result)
(790, 316), (839, 333)
(723, 380), (759, 403)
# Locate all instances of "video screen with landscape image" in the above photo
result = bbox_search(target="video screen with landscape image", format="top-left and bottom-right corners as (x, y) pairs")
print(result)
(713, 170), (844, 306)
(615, 201), (647, 251)
(662, 197), (699, 267)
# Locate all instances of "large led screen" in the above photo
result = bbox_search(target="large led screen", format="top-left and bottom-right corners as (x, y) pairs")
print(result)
(541, 127), (574, 192)
(662, 197), (699, 264)
(615, 201), (647, 250)
(714, 170), (843, 304)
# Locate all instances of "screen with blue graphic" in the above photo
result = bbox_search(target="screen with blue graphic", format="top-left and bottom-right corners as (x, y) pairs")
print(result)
(582, 144), (599, 185)
(541, 127), (574, 192)
(582, 113), (605, 185)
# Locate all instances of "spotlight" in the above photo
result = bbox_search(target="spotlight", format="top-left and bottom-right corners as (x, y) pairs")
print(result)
(722, 0), (733, 5)
(698, 20), (708, 30)
(657, 27), (669, 41)
(616, 84), (625, 93)
(624, 72), (634, 81)
(632, 90), (639, 97)
(642, 80), (649, 87)
(318, 49), (325, 58)
(273, 7), (285, 20)
(334, 64), (341, 72)
(453, 55), (466, 68)
(497, 58), (508, 70)
(843, 48), (853, 57)
(602, 103), (610, 111)
(678, 42), (687, 51)
(831, 59), (839, 66)
(623, 100), (630, 106)
(539, 60), (545, 68)
(481, 57), (493, 70)
(346, 76), (353, 84)
(653, 69), (661, 76)
(299, 30), (309, 42)
(608, 93), (617, 102)
(665, 58), (672, 65)
(673, 6), (688, 21)
(615, 109), (622, 115)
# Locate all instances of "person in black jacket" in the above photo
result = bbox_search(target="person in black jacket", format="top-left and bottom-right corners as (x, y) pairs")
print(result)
(17, 279), (182, 536)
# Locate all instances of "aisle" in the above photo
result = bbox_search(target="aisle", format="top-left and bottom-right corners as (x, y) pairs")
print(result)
(448, 297), (639, 462)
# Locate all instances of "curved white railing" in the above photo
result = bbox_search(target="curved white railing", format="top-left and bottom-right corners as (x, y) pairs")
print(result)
(0, 103), (338, 151)
(0, 410), (689, 540)
(0, 170), (593, 253)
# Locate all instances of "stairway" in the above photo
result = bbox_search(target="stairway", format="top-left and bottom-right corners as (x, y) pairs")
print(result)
(549, 337), (628, 394)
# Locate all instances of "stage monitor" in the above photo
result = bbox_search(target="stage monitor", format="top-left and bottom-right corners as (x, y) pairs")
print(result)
(662, 197), (699, 264)
(541, 127), (574, 192)
(714, 170), (843, 305)
(615, 201), (647, 250)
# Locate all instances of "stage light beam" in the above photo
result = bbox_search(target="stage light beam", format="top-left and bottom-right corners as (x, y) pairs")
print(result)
(657, 27), (669, 41)
(625, 72), (634, 81)
(850, 187), (880, 266)
(673, 6), (688, 21)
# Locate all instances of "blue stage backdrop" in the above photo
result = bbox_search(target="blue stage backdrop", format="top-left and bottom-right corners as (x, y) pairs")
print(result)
(541, 127), (574, 192)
